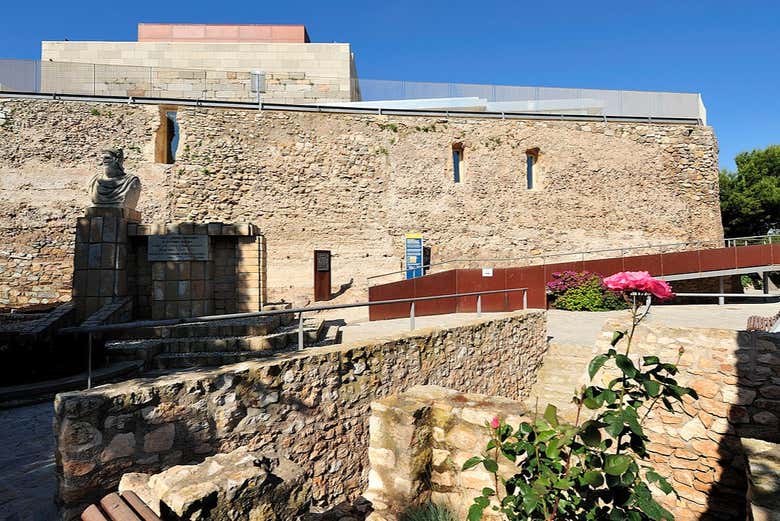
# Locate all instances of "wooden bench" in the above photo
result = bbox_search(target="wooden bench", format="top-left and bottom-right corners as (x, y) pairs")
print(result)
(81, 491), (160, 521)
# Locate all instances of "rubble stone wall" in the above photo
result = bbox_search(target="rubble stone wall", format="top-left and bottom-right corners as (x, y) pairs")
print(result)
(594, 321), (780, 520)
(0, 98), (722, 308)
(53, 310), (547, 519)
(366, 322), (780, 521)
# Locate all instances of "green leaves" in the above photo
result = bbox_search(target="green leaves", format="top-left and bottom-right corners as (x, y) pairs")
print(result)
(461, 317), (695, 520)
(483, 458), (498, 473)
(544, 404), (559, 428)
(615, 354), (638, 378)
(604, 454), (632, 476)
(580, 420), (602, 447)
(589, 354), (609, 380)
(611, 330), (626, 346)
(642, 380), (661, 397)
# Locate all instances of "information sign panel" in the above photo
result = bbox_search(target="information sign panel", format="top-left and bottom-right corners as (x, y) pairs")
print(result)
(405, 233), (424, 280)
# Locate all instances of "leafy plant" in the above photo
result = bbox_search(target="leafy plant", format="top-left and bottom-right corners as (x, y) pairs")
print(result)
(378, 122), (399, 132)
(90, 108), (101, 116)
(400, 502), (456, 521)
(464, 274), (696, 520)
(547, 271), (627, 311)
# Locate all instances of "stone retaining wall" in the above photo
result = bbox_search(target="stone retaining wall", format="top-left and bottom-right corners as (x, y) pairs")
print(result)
(53, 310), (547, 519)
(595, 320), (780, 520)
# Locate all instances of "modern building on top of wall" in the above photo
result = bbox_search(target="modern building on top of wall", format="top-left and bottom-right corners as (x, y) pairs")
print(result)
(40, 23), (359, 103)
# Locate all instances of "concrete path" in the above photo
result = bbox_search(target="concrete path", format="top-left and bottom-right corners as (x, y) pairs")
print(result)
(338, 312), (511, 344)
(547, 302), (780, 346)
(0, 401), (57, 521)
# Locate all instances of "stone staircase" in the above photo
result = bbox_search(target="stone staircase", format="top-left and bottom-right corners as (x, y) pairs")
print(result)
(106, 308), (342, 371)
(527, 342), (596, 422)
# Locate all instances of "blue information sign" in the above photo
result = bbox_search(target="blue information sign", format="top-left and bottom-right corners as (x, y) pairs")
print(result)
(405, 233), (424, 279)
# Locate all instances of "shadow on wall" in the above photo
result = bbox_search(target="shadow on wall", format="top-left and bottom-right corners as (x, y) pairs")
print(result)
(701, 330), (779, 520)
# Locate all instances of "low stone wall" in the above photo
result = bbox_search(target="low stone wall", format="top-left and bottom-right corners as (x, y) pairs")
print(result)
(595, 320), (780, 520)
(365, 386), (531, 521)
(53, 310), (547, 519)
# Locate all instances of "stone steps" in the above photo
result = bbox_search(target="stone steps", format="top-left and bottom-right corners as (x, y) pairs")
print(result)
(106, 313), (294, 341)
(106, 316), (333, 370)
(152, 350), (281, 369)
(528, 342), (595, 422)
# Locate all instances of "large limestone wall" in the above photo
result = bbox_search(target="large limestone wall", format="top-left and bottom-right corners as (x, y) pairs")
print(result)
(41, 41), (356, 103)
(0, 98), (722, 308)
(53, 310), (547, 519)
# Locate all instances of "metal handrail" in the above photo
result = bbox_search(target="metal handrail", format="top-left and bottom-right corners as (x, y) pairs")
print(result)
(60, 287), (528, 389)
(368, 234), (780, 285)
(0, 91), (703, 125)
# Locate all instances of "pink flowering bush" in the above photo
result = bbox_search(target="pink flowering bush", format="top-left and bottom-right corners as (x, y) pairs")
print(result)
(547, 271), (627, 311)
(546, 271), (602, 297)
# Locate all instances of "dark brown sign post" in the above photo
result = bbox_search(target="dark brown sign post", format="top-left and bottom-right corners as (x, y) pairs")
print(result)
(314, 250), (331, 301)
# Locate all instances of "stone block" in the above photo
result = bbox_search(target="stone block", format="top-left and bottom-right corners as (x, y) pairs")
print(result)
(143, 424), (175, 453)
(89, 217), (104, 242)
(100, 243), (116, 269)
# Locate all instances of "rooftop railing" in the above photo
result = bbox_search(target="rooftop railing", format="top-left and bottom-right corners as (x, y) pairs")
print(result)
(0, 58), (706, 122)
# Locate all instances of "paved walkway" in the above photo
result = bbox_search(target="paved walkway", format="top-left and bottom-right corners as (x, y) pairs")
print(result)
(0, 401), (57, 521)
(338, 311), (511, 344)
(547, 302), (780, 346)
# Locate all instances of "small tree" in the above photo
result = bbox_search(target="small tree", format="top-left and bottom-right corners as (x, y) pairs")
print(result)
(464, 272), (697, 520)
(720, 145), (780, 237)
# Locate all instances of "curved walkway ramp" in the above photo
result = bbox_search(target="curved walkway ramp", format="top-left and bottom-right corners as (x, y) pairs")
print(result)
(368, 241), (780, 320)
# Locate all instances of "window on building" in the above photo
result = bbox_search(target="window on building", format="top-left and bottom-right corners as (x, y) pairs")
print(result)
(525, 147), (540, 190)
(452, 143), (464, 183)
(155, 106), (179, 164)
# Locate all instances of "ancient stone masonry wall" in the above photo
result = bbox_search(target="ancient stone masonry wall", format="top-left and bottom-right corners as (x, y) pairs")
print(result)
(0, 99), (170, 309)
(0, 98), (722, 308)
(594, 321), (780, 521)
(53, 310), (547, 519)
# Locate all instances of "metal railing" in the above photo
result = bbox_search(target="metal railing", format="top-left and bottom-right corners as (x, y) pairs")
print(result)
(368, 234), (780, 286)
(58, 287), (528, 389)
(357, 79), (706, 122)
(0, 58), (706, 121)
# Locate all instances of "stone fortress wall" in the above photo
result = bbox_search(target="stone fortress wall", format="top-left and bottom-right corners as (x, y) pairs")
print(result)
(0, 98), (722, 309)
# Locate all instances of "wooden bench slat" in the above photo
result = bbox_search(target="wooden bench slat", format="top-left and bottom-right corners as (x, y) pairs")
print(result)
(120, 491), (161, 521)
(99, 492), (142, 521)
(81, 504), (110, 521)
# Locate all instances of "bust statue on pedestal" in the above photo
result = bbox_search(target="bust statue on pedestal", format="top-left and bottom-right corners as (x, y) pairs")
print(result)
(88, 148), (141, 209)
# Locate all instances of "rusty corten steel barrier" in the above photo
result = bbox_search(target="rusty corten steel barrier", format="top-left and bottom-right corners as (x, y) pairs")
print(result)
(368, 243), (780, 321)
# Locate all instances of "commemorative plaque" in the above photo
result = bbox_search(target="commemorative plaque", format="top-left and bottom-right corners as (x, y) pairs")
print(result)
(148, 235), (210, 261)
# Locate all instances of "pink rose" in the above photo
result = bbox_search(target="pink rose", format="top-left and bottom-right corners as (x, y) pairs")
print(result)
(490, 417), (500, 429)
(602, 271), (674, 300)
(645, 278), (674, 300)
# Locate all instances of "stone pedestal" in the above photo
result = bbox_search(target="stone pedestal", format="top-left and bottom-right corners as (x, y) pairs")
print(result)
(72, 207), (140, 321)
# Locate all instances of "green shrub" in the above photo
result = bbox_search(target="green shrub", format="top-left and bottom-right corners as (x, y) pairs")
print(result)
(400, 502), (455, 521)
(552, 277), (628, 311)
(464, 288), (696, 521)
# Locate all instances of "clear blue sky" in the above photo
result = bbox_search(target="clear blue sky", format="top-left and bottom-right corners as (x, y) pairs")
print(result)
(2, 0), (778, 170)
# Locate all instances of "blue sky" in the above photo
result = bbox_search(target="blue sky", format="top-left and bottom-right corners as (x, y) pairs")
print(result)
(2, 0), (778, 170)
